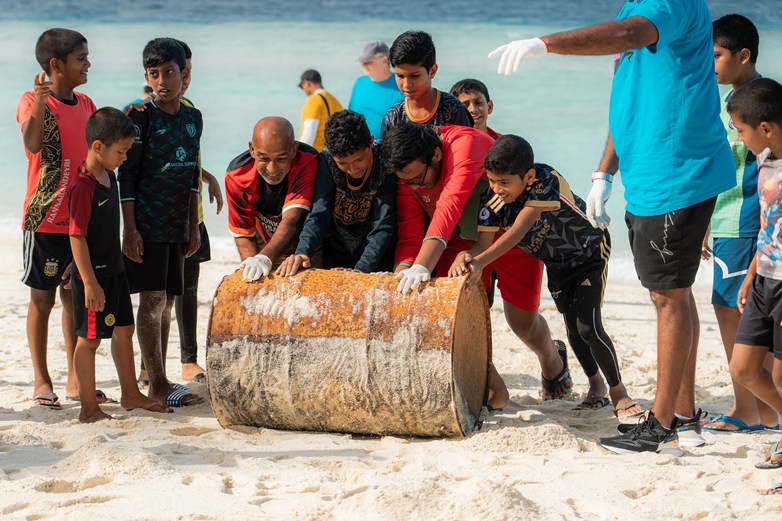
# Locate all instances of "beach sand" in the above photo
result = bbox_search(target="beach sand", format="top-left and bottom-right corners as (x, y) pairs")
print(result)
(1, 232), (781, 520)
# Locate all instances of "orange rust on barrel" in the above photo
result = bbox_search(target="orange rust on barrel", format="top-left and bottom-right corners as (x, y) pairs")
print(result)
(206, 268), (490, 437)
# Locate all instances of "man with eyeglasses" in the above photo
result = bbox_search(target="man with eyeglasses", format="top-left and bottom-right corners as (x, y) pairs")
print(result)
(383, 122), (569, 410)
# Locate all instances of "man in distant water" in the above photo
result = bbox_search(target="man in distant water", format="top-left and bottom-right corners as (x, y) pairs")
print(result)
(489, 0), (734, 455)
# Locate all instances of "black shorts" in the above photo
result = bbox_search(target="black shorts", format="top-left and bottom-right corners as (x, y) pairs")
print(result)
(21, 230), (73, 290)
(625, 197), (715, 290)
(185, 222), (211, 264)
(124, 241), (185, 295)
(72, 272), (134, 339)
(735, 275), (782, 359)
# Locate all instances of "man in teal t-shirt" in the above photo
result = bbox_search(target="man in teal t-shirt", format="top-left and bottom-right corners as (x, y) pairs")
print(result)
(488, 0), (734, 455)
(348, 41), (403, 139)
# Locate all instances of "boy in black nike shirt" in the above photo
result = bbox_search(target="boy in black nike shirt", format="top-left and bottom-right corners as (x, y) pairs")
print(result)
(69, 107), (170, 422)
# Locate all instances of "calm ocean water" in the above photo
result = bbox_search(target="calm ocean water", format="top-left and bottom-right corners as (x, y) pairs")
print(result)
(2, 0), (781, 282)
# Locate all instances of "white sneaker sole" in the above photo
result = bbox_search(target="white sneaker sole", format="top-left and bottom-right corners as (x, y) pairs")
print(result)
(598, 441), (684, 457)
(677, 435), (705, 448)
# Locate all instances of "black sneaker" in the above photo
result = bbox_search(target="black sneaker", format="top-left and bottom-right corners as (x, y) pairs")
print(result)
(674, 409), (706, 448)
(599, 411), (683, 455)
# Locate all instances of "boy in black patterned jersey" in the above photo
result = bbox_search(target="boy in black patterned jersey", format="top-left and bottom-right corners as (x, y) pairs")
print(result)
(379, 30), (472, 139)
(118, 38), (202, 408)
(277, 110), (396, 276)
(450, 135), (640, 416)
(69, 107), (170, 422)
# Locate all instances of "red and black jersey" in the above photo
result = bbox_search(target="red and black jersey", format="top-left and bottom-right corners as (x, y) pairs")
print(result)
(68, 165), (124, 278)
(225, 143), (318, 244)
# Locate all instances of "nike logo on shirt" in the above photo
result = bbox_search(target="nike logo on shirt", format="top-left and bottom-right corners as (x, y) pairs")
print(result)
(98, 199), (109, 206)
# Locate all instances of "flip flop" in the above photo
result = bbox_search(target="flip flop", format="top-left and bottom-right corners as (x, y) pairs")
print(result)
(574, 396), (610, 410)
(164, 388), (203, 408)
(760, 482), (782, 495)
(614, 400), (644, 418)
(137, 378), (149, 391)
(755, 441), (782, 469)
(703, 414), (764, 433)
(541, 340), (572, 400)
(125, 401), (172, 413)
(190, 372), (207, 384)
(33, 393), (62, 410)
(66, 390), (118, 404)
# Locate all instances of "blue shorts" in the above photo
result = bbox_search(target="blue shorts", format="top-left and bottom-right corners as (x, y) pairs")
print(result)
(712, 237), (757, 307)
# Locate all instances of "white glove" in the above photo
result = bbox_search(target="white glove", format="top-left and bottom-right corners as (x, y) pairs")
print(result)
(488, 37), (548, 76)
(395, 264), (431, 294)
(241, 254), (272, 282)
(586, 174), (613, 229)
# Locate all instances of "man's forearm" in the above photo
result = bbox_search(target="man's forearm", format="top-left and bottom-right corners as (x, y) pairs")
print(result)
(597, 132), (619, 174)
(235, 236), (260, 261)
(543, 17), (658, 56)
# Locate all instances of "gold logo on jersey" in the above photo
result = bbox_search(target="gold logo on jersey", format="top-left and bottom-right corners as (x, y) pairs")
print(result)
(43, 258), (59, 277)
(581, 279), (592, 287)
(104, 314), (116, 326)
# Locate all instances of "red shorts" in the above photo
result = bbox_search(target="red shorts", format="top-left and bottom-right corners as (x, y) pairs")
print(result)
(435, 235), (543, 312)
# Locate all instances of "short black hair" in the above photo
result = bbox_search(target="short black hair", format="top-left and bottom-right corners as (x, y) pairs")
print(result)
(450, 79), (491, 103)
(713, 14), (759, 64)
(35, 28), (87, 74)
(484, 135), (535, 176)
(142, 38), (186, 70)
(173, 39), (192, 60)
(389, 31), (436, 71)
(324, 110), (372, 158)
(86, 107), (136, 147)
(727, 78), (782, 128)
(383, 123), (441, 174)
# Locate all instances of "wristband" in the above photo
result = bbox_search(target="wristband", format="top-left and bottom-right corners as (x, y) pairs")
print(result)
(591, 172), (613, 183)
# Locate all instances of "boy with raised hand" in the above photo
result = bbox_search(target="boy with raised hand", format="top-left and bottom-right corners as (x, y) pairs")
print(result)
(450, 79), (499, 139)
(17, 28), (96, 409)
(69, 107), (171, 423)
(118, 38), (202, 408)
(450, 135), (640, 417)
(379, 31), (473, 140)
(702, 15), (778, 433)
(276, 110), (395, 277)
(725, 78), (782, 474)
(384, 123), (570, 410)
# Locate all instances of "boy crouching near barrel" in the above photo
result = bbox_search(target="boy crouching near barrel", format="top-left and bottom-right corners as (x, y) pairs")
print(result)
(383, 123), (570, 411)
(449, 135), (640, 416)
(69, 107), (171, 422)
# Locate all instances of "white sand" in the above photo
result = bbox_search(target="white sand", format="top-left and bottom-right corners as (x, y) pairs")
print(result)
(1, 232), (781, 520)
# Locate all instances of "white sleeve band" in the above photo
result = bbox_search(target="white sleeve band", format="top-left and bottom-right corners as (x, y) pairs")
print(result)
(300, 119), (319, 146)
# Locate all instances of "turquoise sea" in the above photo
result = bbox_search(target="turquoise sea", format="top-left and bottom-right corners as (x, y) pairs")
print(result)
(2, 0), (781, 283)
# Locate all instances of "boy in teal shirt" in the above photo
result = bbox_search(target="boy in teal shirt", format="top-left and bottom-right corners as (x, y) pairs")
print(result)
(701, 14), (778, 433)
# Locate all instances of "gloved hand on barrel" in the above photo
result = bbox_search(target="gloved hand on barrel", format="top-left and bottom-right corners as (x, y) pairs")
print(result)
(241, 253), (273, 282)
(395, 264), (430, 294)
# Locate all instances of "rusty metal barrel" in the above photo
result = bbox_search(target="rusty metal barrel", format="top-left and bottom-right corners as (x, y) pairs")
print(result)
(206, 269), (491, 437)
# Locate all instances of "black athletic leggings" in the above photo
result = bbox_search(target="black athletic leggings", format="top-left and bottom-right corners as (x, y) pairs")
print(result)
(176, 261), (200, 364)
(549, 257), (622, 387)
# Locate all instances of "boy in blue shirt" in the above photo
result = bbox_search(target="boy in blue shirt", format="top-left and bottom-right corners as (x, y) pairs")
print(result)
(701, 14), (778, 433)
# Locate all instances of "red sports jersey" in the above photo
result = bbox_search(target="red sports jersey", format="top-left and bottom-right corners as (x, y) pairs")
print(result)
(17, 91), (96, 234)
(395, 125), (495, 267)
(225, 143), (318, 244)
